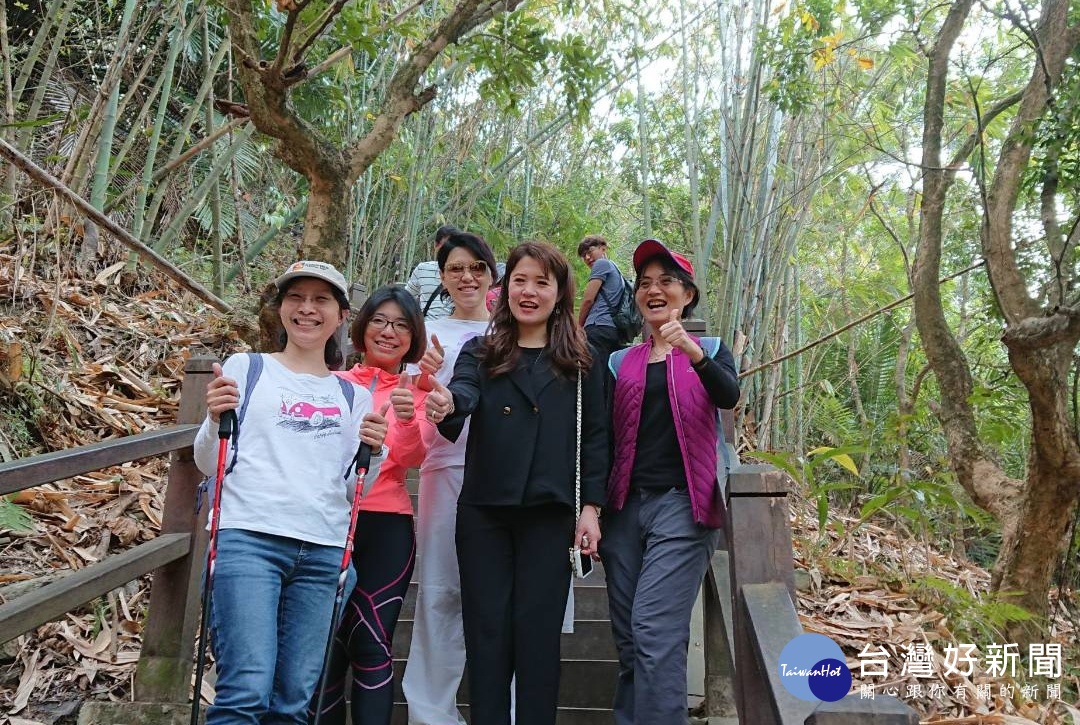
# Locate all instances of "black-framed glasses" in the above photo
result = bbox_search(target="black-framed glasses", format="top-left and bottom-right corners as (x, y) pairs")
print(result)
(444, 261), (489, 277)
(368, 315), (412, 334)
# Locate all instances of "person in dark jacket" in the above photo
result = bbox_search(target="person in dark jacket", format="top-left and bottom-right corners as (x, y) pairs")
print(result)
(424, 240), (607, 725)
(600, 239), (740, 725)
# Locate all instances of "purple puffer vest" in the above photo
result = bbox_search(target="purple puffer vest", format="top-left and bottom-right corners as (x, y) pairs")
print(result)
(607, 339), (726, 528)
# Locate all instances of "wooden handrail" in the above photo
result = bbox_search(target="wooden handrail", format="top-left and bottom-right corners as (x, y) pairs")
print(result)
(713, 464), (921, 724)
(0, 356), (216, 710)
(0, 425), (200, 495)
(0, 533), (191, 644)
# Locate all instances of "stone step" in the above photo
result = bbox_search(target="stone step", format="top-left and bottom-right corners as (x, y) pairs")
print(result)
(393, 619), (616, 661)
(389, 658), (619, 710)
(399, 579), (610, 621)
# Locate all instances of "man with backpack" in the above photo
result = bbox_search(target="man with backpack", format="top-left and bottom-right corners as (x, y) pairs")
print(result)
(577, 235), (639, 365)
(406, 224), (461, 320)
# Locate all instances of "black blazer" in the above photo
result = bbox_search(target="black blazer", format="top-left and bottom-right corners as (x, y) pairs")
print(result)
(438, 337), (608, 510)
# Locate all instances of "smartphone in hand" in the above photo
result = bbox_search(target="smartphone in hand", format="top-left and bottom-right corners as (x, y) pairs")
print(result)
(570, 547), (593, 578)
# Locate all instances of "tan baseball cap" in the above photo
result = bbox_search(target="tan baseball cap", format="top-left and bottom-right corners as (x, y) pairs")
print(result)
(275, 260), (349, 297)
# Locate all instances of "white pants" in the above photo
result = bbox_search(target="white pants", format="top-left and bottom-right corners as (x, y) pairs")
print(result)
(404, 464), (467, 725)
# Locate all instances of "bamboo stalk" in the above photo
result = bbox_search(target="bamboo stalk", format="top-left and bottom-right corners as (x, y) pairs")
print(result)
(0, 138), (231, 313)
(150, 126), (256, 254)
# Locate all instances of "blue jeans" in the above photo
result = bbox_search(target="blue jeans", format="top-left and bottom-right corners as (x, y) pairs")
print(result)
(208, 529), (351, 725)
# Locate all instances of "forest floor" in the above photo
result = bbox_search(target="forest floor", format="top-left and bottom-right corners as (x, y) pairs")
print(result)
(0, 253), (1078, 724)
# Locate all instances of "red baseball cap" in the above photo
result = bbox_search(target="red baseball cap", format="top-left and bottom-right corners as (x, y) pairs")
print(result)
(633, 239), (695, 277)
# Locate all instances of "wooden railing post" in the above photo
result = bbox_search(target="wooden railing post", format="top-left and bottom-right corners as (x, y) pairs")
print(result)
(703, 545), (738, 717)
(134, 356), (214, 703)
(726, 466), (797, 725)
(702, 412), (737, 719)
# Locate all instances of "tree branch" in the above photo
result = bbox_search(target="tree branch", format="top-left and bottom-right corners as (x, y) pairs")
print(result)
(982, 0), (1079, 324)
(283, 45), (352, 88)
(288, 0), (350, 69)
(272, 9), (301, 74)
(345, 0), (523, 181)
(222, 0), (346, 183)
(1002, 306), (1080, 350)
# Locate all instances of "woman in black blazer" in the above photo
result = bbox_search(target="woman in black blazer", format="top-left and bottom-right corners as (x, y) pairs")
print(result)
(425, 240), (607, 725)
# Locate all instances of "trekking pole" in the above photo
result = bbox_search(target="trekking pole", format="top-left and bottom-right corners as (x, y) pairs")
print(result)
(190, 409), (237, 725)
(311, 442), (373, 725)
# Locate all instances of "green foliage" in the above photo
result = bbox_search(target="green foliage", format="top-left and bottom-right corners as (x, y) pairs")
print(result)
(747, 445), (864, 532)
(909, 575), (1036, 645)
(0, 497), (34, 533)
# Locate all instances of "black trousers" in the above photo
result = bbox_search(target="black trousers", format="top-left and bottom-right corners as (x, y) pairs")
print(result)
(456, 503), (574, 725)
(311, 511), (415, 725)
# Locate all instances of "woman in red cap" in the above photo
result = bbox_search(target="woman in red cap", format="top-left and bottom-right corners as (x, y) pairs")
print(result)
(600, 239), (740, 725)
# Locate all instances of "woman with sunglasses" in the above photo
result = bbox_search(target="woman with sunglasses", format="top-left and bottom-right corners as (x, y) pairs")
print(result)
(401, 232), (499, 725)
(311, 285), (429, 725)
(600, 239), (740, 725)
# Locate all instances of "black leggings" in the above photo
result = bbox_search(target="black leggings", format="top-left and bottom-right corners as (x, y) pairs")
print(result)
(309, 511), (416, 725)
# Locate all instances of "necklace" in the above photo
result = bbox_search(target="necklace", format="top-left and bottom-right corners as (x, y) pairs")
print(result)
(521, 345), (544, 373)
(648, 343), (672, 363)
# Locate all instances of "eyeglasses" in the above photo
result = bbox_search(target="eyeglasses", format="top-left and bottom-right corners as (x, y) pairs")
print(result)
(444, 261), (489, 277)
(636, 275), (682, 292)
(368, 315), (412, 334)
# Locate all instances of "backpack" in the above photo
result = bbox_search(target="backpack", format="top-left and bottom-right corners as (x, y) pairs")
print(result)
(604, 272), (643, 345)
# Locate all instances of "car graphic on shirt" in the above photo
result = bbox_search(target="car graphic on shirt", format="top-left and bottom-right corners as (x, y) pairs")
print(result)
(280, 398), (342, 427)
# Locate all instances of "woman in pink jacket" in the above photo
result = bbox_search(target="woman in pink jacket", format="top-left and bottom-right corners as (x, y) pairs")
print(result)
(313, 285), (429, 725)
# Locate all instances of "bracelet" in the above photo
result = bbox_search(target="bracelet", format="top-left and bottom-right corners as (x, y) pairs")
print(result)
(691, 355), (710, 370)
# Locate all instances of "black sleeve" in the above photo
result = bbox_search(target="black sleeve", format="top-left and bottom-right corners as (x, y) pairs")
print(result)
(579, 360), (609, 509)
(694, 340), (740, 409)
(437, 337), (484, 443)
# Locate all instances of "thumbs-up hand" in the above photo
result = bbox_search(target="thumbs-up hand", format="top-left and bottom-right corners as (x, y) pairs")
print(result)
(390, 373), (417, 422)
(424, 379), (454, 425)
(416, 334), (445, 391)
(206, 361), (240, 423)
(658, 308), (698, 358)
(360, 401), (391, 451)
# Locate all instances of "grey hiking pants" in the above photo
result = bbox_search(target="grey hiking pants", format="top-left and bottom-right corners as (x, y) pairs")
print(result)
(599, 487), (720, 725)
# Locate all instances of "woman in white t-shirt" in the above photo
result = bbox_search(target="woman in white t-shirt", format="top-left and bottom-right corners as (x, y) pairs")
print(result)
(401, 233), (497, 725)
(193, 261), (389, 725)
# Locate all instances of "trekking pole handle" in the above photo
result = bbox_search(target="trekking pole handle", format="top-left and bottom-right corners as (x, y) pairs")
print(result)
(218, 409), (237, 439)
(353, 442), (372, 472)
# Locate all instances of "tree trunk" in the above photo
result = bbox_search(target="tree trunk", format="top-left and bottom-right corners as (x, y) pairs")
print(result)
(301, 177), (355, 265)
(995, 339), (1080, 624)
(913, 0), (1080, 638)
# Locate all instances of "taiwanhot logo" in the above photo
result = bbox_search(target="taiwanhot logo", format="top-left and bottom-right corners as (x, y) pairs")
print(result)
(778, 633), (853, 702)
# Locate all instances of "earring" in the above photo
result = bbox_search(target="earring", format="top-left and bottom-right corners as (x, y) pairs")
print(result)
(553, 305), (562, 316)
